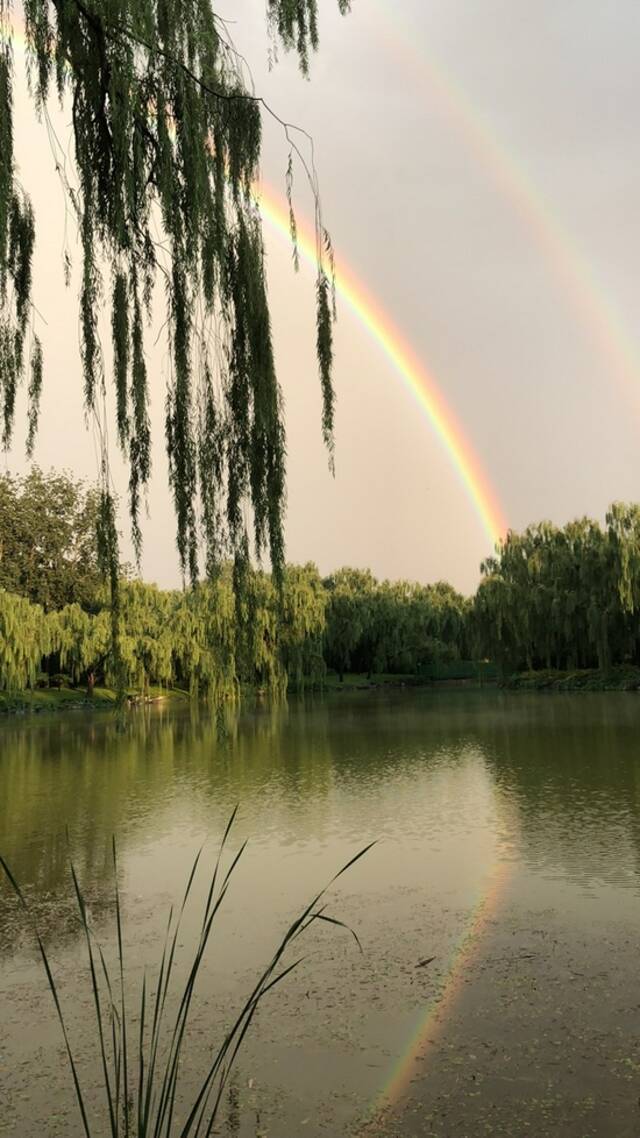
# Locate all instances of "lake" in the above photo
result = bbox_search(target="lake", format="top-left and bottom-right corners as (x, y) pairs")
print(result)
(2, 690), (640, 1137)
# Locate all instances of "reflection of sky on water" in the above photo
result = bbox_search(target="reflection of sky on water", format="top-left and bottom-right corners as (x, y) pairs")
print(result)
(3, 692), (640, 1135)
(2, 692), (640, 954)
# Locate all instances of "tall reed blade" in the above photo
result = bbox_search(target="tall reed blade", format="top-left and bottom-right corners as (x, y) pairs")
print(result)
(1, 816), (372, 1138)
(68, 859), (118, 1137)
(0, 854), (93, 1138)
(113, 837), (130, 1138)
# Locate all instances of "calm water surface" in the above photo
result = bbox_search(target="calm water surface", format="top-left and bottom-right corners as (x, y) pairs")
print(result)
(2, 691), (640, 1136)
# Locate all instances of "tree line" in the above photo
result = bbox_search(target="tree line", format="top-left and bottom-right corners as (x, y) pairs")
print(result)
(0, 562), (470, 698)
(0, 471), (469, 695)
(2, 471), (640, 695)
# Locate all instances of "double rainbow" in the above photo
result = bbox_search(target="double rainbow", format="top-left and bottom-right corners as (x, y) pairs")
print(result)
(370, 3), (640, 413)
(259, 185), (507, 548)
(6, 17), (507, 551)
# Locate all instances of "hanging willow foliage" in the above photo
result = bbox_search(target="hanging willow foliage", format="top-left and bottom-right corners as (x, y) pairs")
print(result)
(0, 589), (53, 690)
(0, 0), (346, 589)
(473, 506), (640, 674)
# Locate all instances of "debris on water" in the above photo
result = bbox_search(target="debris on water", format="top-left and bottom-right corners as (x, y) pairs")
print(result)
(416, 956), (436, 968)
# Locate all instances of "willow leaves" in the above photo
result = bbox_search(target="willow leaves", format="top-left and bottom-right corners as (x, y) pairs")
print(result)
(0, 0), (345, 589)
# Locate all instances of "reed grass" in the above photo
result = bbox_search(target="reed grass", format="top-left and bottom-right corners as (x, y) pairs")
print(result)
(1, 809), (373, 1136)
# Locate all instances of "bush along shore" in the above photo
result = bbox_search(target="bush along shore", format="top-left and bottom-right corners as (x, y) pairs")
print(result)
(502, 666), (640, 692)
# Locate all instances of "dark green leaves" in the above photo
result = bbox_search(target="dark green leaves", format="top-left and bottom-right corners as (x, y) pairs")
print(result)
(111, 270), (130, 448)
(2, 0), (344, 599)
(26, 333), (43, 456)
(1, 188), (36, 446)
(475, 509), (640, 674)
(316, 270), (334, 473)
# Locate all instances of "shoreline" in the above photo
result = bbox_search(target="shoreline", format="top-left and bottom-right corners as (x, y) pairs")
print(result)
(503, 666), (640, 692)
(0, 687), (190, 715)
(2, 665), (640, 716)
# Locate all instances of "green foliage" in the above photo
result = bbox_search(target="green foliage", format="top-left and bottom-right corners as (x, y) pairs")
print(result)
(280, 562), (327, 690)
(1, 0), (348, 587)
(474, 505), (640, 675)
(503, 666), (640, 692)
(26, 334), (43, 456)
(322, 568), (374, 680)
(171, 573), (238, 700)
(0, 558), (331, 698)
(0, 589), (54, 690)
(58, 601), (109, 684)
(0, 175), (37, 446)
(96, 485), (127, 700)
(0, 468), (103, 611)
(5, 481), (640, 699)
(322, 568), (469, 679)
(267, 0), (352, 74)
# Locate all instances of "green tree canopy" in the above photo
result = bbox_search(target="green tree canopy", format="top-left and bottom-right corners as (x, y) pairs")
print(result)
(474, 507), (640, 674)
(0, 0), (347, 583)
(322, 568), (469, 679)
(0, 588), (55, 690)
(0, 467), (103, 610)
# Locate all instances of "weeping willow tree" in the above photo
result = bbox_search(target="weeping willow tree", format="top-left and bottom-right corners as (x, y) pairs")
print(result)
(0, 1), (347, 685)
(321, 568), (469, 679)
(118, 580), (174, 692)
(473, 506), (640, 676)
(58, 599), (109, 688)
(171, 573), (237, 700)
(0, 588), (54, 689)
(279, 562), (326, 690)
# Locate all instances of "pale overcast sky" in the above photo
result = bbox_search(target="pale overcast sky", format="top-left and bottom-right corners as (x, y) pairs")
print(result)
(6, 1), (640, 592)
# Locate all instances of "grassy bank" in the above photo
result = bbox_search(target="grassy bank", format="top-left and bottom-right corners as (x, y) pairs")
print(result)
(0, 686), (190, 714)
(504, 666), (640, 691)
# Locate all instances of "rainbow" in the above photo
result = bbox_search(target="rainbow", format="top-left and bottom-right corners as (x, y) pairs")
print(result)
(259, 186), (507, 547)
(369, 4), (640, 413)
(359, 859), (512, 1133)
(6, 17), (507, 549)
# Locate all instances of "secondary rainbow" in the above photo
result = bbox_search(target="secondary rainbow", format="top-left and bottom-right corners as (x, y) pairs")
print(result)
(370, 3), (640, 414)
(258, 185), (507, 548)
(6, 17), (507, 548)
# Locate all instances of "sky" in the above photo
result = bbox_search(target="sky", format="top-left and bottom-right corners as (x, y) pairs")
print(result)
(6, 0), (640, 593)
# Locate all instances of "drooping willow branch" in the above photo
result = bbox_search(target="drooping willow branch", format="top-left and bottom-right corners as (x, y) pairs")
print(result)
(0, 0), (347, 599)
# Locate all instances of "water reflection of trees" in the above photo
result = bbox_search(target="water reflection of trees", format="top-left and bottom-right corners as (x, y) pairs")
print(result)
(0, 700), (337, 950)
(373, 690), (640, 890)
(3, 692), (640, 955)
(0, 693), (476, 942)
(475, 693), (640, 890)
